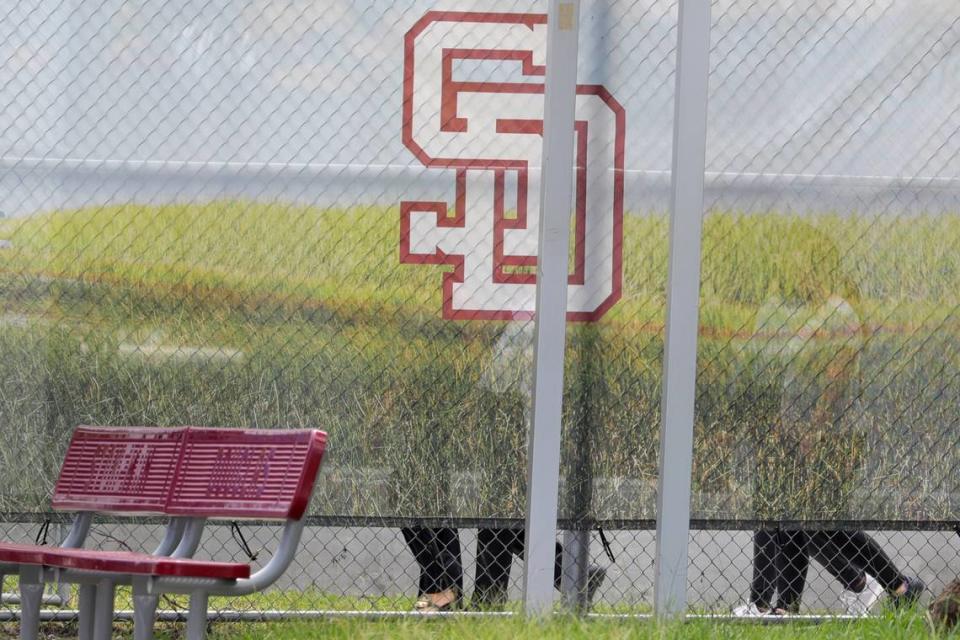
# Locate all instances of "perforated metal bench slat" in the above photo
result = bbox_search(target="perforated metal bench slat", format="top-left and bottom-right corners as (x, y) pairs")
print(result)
(167, 428), (326, 519)
(52, 426), (185, 514)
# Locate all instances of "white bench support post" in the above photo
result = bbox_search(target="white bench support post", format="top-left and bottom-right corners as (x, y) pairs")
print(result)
(187, 591), (209, 640)
(17, 565), (43, 640)
(92, 578), (115, 640)
(77, 583), (96, 640)
(172, 518), (206, 558)
(132, 577), (159, 640)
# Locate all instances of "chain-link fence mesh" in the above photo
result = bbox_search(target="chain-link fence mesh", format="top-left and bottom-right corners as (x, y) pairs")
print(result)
(0, 0), (958, 625)
(689, 0), (960, 617)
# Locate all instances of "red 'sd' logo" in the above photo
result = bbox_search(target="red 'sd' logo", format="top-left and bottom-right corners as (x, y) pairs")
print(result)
(401, 11), (625, 321)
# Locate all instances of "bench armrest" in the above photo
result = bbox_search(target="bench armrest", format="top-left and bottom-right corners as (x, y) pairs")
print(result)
(229, 517), (306, 596)
(154, 517), (306, 597)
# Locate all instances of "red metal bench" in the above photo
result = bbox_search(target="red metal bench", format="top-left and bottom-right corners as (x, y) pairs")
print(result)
(0, 426), (187, 639)
(0, 425), (327, 640)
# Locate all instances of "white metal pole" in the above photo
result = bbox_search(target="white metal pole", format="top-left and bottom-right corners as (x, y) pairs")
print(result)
(653, 0), (712, 618)
(523, 0), (582, 618)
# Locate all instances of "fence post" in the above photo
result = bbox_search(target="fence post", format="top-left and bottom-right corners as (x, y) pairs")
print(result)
(653, 0), (712, 618)
(560, 326), (600, 611)
(523, 0), (582, 617)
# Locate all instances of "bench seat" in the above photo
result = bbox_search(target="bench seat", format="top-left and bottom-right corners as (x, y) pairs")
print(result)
(0, 543), (48, 565)
(0, 543), (251, 579)
(42, 549), (251, 580)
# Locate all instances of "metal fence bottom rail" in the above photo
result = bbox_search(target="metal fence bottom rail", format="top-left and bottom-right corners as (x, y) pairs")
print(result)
(0, 609), (869, 623)
(0, 609), (516, 622)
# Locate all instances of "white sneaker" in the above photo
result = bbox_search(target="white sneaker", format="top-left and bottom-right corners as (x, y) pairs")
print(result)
(732, 602), (769, 617)
(840, 573), (884, 617)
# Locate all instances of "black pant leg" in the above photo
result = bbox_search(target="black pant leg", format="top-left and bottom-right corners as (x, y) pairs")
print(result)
(835, 531), (906, 592)
(402, 527), (462, 595)
(807, 530), (864, 592)
(750, 530), (778, 609)
(774, 530), (810, 613)
(504, 530), (564, 591)
(474, 528), (514, 606)
(434, 527), (463, 593)
(553, 541), (564, 590)
(402, 527), (434, 596)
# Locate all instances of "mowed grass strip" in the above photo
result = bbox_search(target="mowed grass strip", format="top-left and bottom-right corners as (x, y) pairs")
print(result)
(2, 610), (943, 640)
(206, 614), (941, 640)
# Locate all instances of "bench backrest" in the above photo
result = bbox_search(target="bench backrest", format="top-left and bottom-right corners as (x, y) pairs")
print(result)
(166, 428), (327, 520)
(52, 426), (186, 514)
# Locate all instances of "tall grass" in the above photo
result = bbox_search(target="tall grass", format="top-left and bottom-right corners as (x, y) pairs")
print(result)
(0, 203), (956, 520)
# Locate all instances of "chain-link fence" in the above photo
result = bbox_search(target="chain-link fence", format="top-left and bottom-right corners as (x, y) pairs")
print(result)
(689, 0), (960, 618)
(0, 0), (958, 626)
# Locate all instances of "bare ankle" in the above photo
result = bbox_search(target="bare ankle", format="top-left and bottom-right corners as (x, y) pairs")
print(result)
(430, 588), (459, 607)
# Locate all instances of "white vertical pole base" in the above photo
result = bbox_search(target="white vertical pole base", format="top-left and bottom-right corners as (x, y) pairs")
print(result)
(522, 0), (583, 618)
(560, 529), (589, 611)
(653, 0), (712, 619)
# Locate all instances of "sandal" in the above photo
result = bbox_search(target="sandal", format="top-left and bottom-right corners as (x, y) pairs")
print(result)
(414, 588), (462, 613)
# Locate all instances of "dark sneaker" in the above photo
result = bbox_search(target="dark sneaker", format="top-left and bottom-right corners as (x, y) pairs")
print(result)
(891, 577), (925, 609)
(585, 565), (607, 607)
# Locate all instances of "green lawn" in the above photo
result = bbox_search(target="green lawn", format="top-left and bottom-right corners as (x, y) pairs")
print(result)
(203, 614), (948, 640)
(2, 611), (951, 640)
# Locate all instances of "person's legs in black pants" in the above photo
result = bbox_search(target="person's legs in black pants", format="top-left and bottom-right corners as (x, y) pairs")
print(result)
(402, 527), (463, 604)
(749, 530), (779, 610)
(806, 530), (867, 592)
(473, 529), (564, 608)
(816, 530), (924, 610)
(742, 528), (879, 615)
(474, 528), (515, 607)
(774, 529), (810, 614)
(832, 531), (906, 592)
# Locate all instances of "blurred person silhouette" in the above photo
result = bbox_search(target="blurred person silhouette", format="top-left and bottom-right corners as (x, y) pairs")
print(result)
(734, 222), (922, 616)
(402, 321), (605, 611)
(471, 321), (605, 609)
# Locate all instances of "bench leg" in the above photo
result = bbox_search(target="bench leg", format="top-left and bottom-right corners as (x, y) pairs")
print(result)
(92, 579), (115, 640)
(132, 578), (159, 640)
(186, 591), (209, 640)
(77, 584), (96, 640)
(18, 565), (43, 640)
